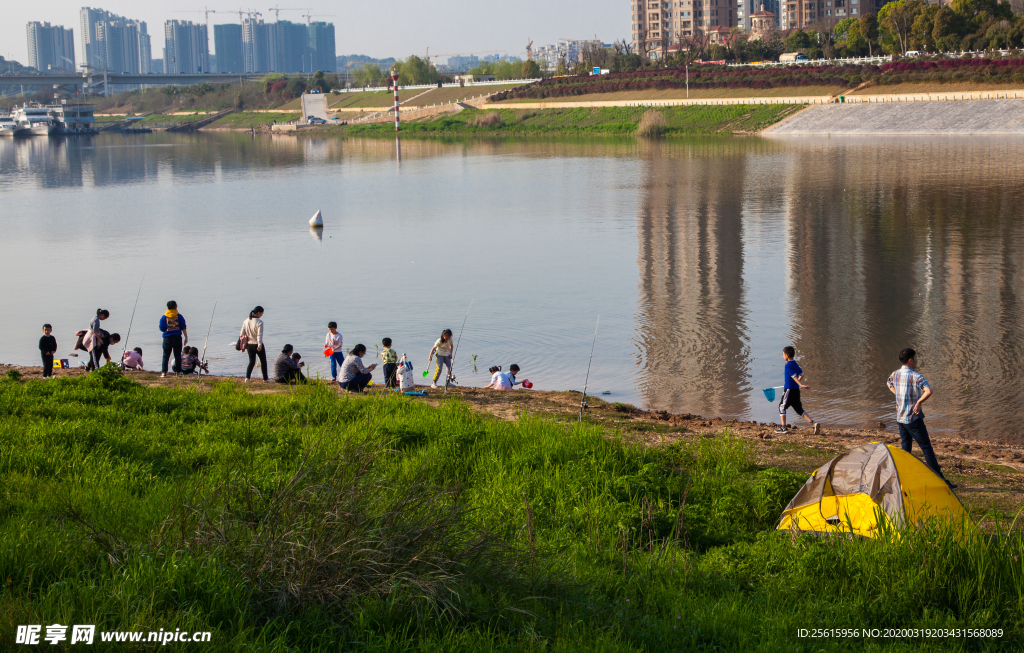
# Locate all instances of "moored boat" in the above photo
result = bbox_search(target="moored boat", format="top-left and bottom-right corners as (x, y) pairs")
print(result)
(12, 104), (57, 136)
(49, 103), (98, 135)
(0, 113), (17, 137)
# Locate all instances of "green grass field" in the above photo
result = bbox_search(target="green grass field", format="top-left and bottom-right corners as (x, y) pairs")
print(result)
(330, 84), (529, 110)
(205, 112), (302, 128)
(0, 368), (1021, 651)
(345, 104), (802, 137)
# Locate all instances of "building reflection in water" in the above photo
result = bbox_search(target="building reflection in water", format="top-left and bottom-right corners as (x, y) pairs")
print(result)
(635, 140), (756, 419)
(635, 137), (1024, 440)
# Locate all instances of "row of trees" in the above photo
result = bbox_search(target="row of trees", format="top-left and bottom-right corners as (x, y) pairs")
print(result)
(351, 56), (440, 88)
(787, 0), (1022, 59)
(467, 58), (542, 80)
(871, 0), (1023, 53)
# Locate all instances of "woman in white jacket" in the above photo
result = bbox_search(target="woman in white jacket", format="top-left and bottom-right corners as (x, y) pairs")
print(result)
(241, 306), (267, 382)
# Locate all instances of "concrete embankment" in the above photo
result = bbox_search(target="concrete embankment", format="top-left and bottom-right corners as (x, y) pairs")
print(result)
(765, 98), (1024, 135)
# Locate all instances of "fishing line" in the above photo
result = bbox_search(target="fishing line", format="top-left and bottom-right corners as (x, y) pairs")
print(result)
(120, 274), (146, 368)
(579, 316), (600, 424)
(445, 298), (474, 394)
(198, 288), (221, 380)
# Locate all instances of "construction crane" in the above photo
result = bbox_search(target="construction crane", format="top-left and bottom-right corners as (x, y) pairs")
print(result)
(233, 9), (262, 23)
(172, 7), (219, 29)
(301, 11), (336, 25)
(558, 36), (603, 44)
(526, 39), (534, 61)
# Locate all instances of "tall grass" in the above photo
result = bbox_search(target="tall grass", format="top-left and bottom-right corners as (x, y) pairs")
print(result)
(0, 369), (1021, 651)
(636, 109), (668, 137)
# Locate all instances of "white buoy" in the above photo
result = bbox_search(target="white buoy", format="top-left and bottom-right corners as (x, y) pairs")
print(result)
(309, 209), (323, 227)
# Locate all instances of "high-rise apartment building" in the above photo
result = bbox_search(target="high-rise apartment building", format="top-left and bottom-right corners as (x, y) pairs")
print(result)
(782, 0), (889, 29)
(80, 7), (114, 69)
(306, 22), (337, 73)
(243, 18), (279, 73)
(214, 24), (244, 73)
(239, 18), (336, 73)
(26, 22), (76, 72)
(631, 0), (736, 57)
(276, 20), (308, 72)
(79, 8), (150, 73)
(164, 20), (209, 74)
(98, 20), (150, 73)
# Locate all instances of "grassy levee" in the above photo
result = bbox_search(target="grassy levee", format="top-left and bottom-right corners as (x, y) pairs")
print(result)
(1, 368), (1022, 651)
(343, 105), (801, 137)
(205, 112), (303, 129)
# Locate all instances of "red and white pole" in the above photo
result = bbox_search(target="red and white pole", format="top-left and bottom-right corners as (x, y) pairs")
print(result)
(391, 71), (400, 132)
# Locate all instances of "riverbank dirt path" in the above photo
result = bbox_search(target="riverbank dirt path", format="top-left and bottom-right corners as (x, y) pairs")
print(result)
(5, 363), (1021, 520)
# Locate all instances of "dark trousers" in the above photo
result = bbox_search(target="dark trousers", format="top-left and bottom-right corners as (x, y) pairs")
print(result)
(899, 418), (947, 480)
(276, 368), (307, 385)
(246, 344), (268, 380)
(41, 353), (53, 377)
(383, 363), (397, 388)
(87, 346), (108, 371)
(339, 372), (372, 392)
(162, 334), (183, 374)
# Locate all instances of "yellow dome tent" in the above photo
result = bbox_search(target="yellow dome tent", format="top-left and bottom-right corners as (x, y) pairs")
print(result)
(778, 442), (971, 538)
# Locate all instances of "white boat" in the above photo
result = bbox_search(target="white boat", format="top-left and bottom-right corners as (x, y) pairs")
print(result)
(0, 114), (17, 137)
(48, 103), (98, 135)
(12, 104), (57, 136)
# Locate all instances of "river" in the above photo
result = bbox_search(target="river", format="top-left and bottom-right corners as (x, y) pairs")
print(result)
(1, 132), (1022, 442)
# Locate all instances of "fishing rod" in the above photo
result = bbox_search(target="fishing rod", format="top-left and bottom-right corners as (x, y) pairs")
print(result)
(197, 288), (221, 380)
(445, 298), (474, 395)
(120, 274), (145, 369)
(579, 316), (600, 424)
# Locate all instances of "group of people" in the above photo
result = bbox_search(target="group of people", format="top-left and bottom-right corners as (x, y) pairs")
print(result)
(777, 345), (956, 489)
(238, 307), (525, 395)
(44, 305), (952, 489)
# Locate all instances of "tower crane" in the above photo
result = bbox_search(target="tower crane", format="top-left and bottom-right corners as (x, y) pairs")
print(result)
(172, 7), (219, 29)
(301, 11), (336, 25)
(235, 9), (263, 23)
(526, 39), (534, 61)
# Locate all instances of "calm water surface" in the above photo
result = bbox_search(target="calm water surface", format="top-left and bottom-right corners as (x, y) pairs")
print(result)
(1, 133), (1022, 442)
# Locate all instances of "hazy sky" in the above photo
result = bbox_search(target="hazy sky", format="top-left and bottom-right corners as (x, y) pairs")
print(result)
(5, 1), (628, 64)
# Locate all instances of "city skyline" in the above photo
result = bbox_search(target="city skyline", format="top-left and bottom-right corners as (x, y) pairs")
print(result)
(5, 1), (627, 69)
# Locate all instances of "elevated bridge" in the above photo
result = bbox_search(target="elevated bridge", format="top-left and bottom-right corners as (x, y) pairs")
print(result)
(0, 73), (264, 88)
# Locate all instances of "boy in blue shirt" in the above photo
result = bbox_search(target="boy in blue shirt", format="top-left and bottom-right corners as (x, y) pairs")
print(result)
(776, 346), (820, 435)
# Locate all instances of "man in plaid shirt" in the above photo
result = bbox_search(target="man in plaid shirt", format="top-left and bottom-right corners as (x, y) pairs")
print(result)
(887, 348), (956, 489)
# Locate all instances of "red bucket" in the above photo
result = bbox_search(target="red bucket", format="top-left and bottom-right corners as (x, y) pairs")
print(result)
(323, 347), (333, 357)
(522, 380), (533, 389)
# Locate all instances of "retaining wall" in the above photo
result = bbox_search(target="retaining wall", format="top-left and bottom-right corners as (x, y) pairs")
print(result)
(764, 98), (1024, 135)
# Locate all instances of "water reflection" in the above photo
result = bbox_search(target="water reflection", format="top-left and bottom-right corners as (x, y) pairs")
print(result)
(634, 136), (1024, 440)
(635, 141), (752, 419)
(1, 133), (1022, 442)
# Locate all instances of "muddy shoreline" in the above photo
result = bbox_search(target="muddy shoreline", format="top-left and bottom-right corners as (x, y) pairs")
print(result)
(5, 362), (1023, 477)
